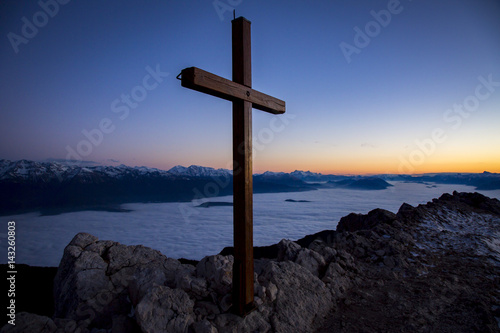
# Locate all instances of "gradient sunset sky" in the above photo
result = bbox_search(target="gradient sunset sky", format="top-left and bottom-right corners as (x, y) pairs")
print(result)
(1, 0), (499, 174)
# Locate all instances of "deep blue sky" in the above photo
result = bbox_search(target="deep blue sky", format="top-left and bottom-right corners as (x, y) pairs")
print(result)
(1, 0), (499, 174)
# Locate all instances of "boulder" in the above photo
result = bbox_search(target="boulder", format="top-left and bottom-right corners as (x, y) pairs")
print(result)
(276, 239), (301, 261)
(135, 285), (194, 333)
(53, 232), (188, 330)
(260, 261), (332, 332)
(195, 255), (233, 296)
(295, 248), (326, 276)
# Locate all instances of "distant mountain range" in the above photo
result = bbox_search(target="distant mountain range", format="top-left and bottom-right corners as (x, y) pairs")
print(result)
(381, 172), (500, 191)
(0, 160), (227, 183)
(0, 159), (499, 215)
(326, 178), (393, 190)
(0, 160), (313, 215)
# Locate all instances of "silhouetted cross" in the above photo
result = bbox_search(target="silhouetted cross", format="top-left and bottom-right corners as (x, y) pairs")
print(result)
(179, 17), (285, 316)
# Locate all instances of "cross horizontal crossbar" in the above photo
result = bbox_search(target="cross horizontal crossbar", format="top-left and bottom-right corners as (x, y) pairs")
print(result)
(180, 67), (285, 114)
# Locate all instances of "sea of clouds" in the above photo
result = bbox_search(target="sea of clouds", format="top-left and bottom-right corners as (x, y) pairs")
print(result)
(2, 182), (500, 267)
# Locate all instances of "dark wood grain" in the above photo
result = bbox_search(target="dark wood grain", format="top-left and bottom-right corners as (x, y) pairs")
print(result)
(231, 16), (255, 315)
(180, 67), (285, 114)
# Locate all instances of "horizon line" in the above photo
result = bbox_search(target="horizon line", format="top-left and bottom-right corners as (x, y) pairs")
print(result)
(1, 158), (498, 177)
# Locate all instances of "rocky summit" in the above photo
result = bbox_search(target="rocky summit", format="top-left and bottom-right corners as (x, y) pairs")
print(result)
(3, 191), (500, 332)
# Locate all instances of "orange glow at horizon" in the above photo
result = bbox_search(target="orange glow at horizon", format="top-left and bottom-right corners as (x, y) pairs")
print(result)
(145, 157), (500, 175)
(254, 156), (500, 175)
(148, 141), (500, 175)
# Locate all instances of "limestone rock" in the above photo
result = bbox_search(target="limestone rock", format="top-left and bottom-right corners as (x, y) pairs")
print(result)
(53, 232), (184, 329)
(295, 248), (326, 276)
(322, 262), (352, 299)
(261, 261), (332, 332)
(276, 239), (302, 261)
(128, 264), (168, 304)
(175, 265), (209, 298)
(195, 255), (233, 295)
(135, 285), (194, 333)
(192, 319), (218, 333)
(0, 313), (56, 333)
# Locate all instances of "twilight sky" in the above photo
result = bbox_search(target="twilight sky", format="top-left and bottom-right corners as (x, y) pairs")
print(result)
(1, 0), (499, 174)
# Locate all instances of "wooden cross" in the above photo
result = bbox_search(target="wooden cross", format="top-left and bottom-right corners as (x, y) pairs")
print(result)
(179, 17), (285, 315)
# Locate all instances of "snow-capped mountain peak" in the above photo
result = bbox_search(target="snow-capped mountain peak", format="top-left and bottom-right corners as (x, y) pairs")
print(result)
(167, 165), (232, 178)
(290, 170), (323, 178)
(259, 171), (286, 177)
(0, 160), (234, 184)
(0, 160), (170, 183)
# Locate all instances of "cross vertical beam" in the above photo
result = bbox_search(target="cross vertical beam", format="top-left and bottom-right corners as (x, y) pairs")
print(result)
(178, 16), (285, 317)
(231, 17), (254, 315)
